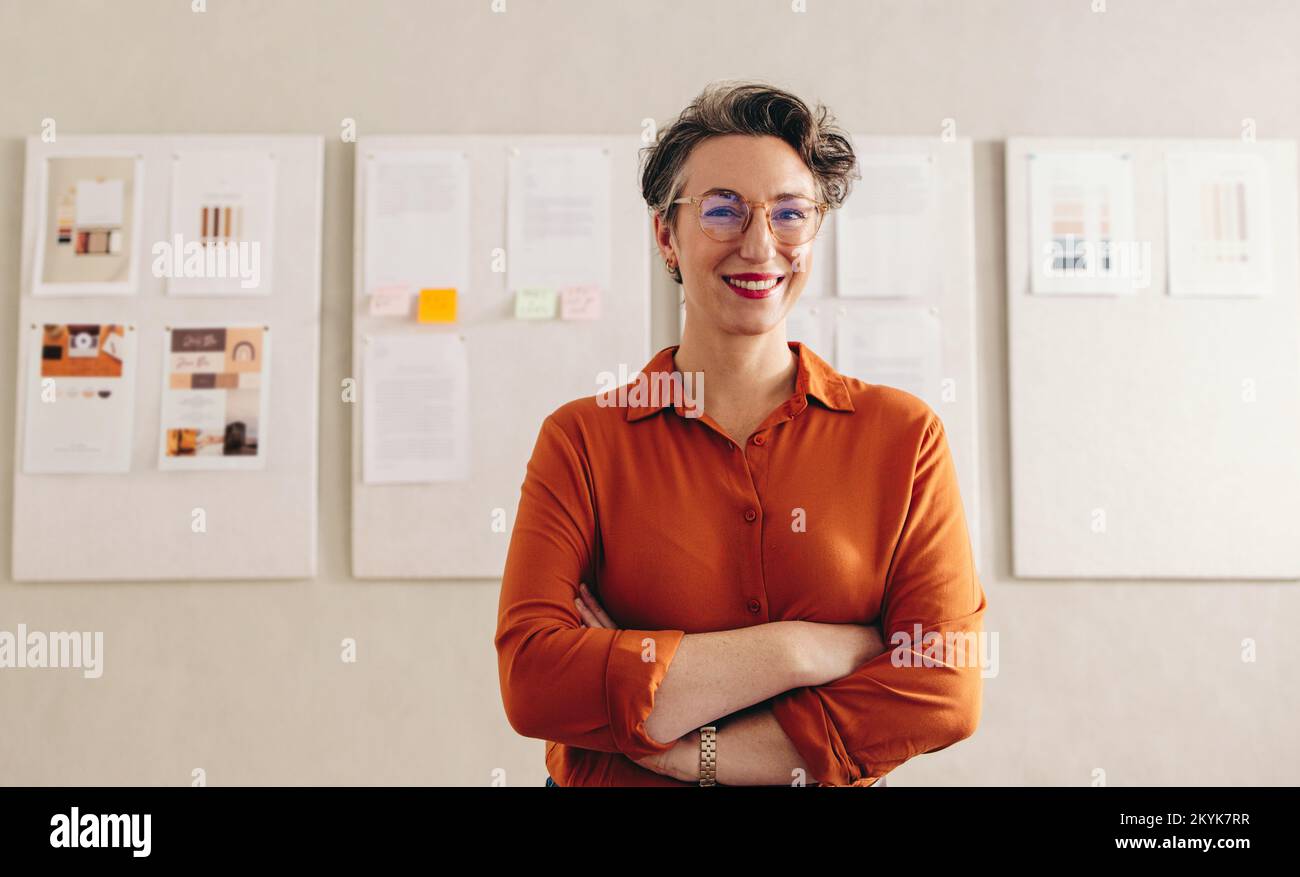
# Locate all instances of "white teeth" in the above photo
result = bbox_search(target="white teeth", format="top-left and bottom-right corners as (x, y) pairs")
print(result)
(725, 276), (782, 291)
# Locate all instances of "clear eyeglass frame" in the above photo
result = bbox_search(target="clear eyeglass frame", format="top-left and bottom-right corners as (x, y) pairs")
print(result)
(671, 189), (830, 245)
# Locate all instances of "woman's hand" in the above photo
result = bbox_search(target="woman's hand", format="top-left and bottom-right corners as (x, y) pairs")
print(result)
(633, 729), (701, 783)
(574, 582), (698, 782)
(573, 582), (615, 629)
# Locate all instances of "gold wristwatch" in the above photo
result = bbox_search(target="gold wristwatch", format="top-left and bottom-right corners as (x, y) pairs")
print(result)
(698, 726), (717, 786)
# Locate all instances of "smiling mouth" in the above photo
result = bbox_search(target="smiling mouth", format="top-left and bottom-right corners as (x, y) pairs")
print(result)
(722, 275), (786, 299)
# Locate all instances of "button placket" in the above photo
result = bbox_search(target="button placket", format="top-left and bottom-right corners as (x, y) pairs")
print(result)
(737, 438), (768, 621)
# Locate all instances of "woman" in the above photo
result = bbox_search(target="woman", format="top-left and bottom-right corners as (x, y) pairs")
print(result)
(495, 81), (986, 787)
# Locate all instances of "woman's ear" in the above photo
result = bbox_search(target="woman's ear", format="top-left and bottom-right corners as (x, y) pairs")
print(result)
(659, 224), (676, 268)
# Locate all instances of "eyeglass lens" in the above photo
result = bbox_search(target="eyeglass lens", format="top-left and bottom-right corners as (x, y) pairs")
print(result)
(698, 192), (819, 243)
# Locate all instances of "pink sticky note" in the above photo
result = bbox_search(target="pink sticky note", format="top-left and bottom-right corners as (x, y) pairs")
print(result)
(370, 284), (412, 316)
(560, 284), (602, 320)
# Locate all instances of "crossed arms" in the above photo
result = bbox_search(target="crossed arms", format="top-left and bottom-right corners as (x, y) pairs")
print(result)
(573, 581), (889, 784)
(494, 412), (986, 786)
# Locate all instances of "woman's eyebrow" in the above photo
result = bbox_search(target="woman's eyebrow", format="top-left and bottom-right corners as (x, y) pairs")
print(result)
(703, 187), (814, 199)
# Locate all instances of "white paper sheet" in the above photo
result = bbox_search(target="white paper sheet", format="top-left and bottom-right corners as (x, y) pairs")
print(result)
(23, 323), (137, 473)
(34, 154), (144, 296)
(1028, 152), (1139, 295)
(834, 305), (943, 408)
(363, 333), (470, 484)
(506, 145), (611, 295)
(1166, 152), (1273, 297)
(363, 150), (471, 302)
(75, 179), (124, 226)
(158, 325), (272, 471)
(835, 153), (939, 298)
(166, 150), (277, 296)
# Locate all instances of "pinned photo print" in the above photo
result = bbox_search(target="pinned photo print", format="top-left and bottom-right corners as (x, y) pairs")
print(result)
(158, 325), (272, 470)
(22, 322), (138, 473)
(165, 150), (277, 296)
(33, 154), (144, 295)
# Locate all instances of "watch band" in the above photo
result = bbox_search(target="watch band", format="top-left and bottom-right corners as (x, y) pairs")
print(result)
(698, 726), (717, 786)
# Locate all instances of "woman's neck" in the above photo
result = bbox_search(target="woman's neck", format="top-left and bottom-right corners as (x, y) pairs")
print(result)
(673, 321), (798, 415)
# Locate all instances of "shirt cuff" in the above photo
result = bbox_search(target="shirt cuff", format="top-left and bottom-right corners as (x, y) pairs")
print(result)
(771, 686), (868, 787)
(604, 627), (686, 761)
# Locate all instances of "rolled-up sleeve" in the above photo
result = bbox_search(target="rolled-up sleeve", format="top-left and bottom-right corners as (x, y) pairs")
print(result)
(494, 412), (687, 761)
(771, 415), (986, 786)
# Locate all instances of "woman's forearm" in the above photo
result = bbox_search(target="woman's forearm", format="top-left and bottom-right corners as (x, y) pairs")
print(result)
(639, 618), (883, 748)
(713, 704), (810, 786)
(642, 618), (885, 745)
(642, 622), (806, 745)
(573, 583), (884, 748)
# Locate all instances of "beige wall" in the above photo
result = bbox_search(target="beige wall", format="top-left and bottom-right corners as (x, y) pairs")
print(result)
(1, 0), (1297, 785)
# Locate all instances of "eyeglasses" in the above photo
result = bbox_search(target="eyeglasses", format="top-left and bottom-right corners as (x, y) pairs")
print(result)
(672, 189), (829, 245)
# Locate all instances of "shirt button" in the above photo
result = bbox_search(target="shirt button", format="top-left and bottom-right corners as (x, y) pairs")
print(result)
(744, 508), (757, 522)
(752, 435), (765, 445)
(746, 599), (761, 614)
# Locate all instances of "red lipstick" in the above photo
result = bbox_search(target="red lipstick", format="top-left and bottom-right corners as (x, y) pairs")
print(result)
(722, 273), (786, 299)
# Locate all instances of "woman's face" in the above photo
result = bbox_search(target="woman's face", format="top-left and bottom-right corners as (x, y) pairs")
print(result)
(656, 134), (819, 339)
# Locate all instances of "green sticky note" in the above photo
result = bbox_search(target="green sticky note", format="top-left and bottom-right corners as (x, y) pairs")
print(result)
(515, 288), (558, 319)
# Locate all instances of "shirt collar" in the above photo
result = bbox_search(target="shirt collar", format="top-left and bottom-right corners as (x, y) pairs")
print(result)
(623, 341), (854, 422)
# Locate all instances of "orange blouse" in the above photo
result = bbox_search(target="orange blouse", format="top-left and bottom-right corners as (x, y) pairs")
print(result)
(494, 341), (986, 786)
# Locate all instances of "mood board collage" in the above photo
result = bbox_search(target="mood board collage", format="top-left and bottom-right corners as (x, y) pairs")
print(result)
(21, 148), (276, 475)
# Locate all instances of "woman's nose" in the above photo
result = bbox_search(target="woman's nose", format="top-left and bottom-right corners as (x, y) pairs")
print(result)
(738, 206), (778, 256)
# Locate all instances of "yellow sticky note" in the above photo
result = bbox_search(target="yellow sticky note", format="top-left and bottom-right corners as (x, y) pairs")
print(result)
(417, 288), (457, 323)
(515, 288), (558, 319)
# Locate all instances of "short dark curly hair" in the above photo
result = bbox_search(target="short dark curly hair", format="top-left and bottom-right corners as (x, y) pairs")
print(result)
(639, 80), (860, 284)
